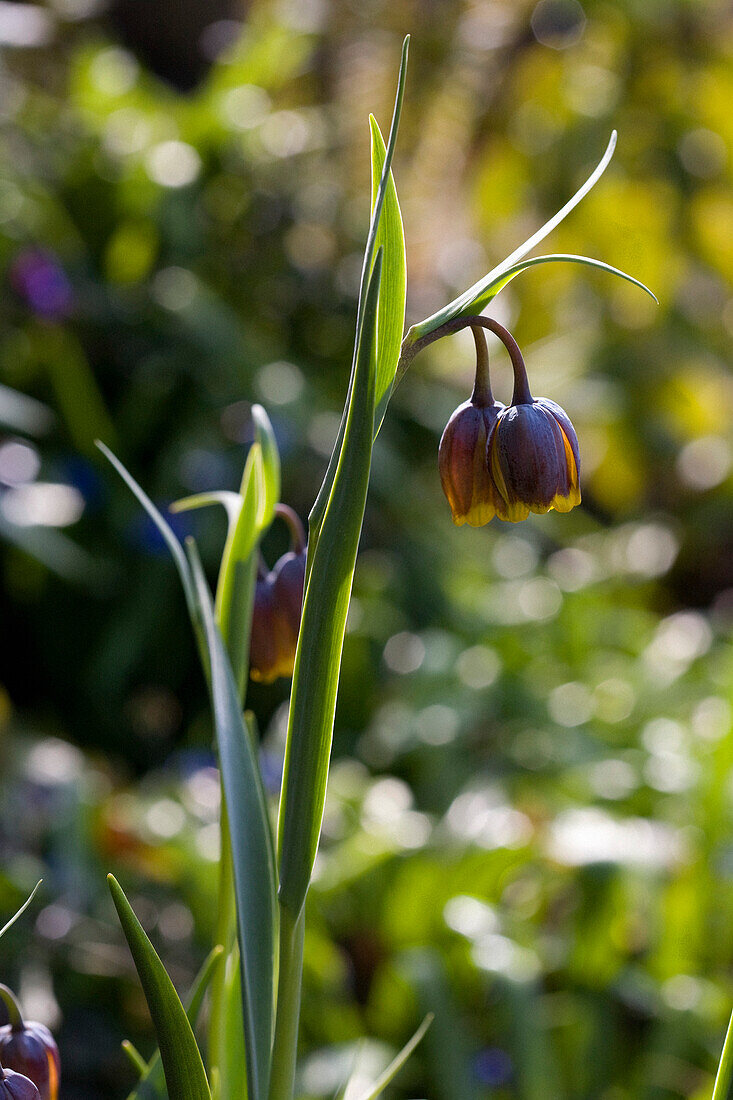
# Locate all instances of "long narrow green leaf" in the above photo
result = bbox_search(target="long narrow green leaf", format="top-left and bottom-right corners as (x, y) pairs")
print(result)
(393, 253), (657, 393)
(0, 881), (42, 941)
(450, 252), (657, 325)
(215, 443), (264, 648)
(407, 131), (619, 341)
(278, 253), (382, 919)
(370, 115), (407, 434)
(713, 1010), (733, 1100)
(308, 37), (408, 553)
(97, 442), (197, 619)
(172, 445), (266, 693)
(341, 1015), (433, 1100)
(128, 946), (225, 1100)
(188, 543), (277, 1100)
(252, 403), (280, 527)
(170, 491), (241, 523)
(108, 875), (211, 1100)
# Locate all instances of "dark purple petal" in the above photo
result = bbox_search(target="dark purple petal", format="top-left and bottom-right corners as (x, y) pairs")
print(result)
(534, 397), (580, 475)
(0, 1069), (41, 1100)
(438, 399), (505, 526)
(493, 404), (570, 508)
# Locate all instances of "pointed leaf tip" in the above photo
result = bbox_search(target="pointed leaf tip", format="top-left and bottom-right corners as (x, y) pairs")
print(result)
(108, 874), (211, 1100)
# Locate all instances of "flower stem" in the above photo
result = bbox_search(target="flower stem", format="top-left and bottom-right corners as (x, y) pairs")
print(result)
(268, 905), (305, 1100)
(0, 985), (24, 1031)
(275, 503), (306, 553)
(469, 325), (493, 407)
(397, 314), (533, 404)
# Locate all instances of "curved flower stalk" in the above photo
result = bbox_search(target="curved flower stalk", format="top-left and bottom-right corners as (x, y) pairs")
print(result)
(433, 315), (582, 525)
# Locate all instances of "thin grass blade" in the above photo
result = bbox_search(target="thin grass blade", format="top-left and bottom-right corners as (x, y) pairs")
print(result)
(97, 442), (197, 618)
(278, 253), (382, 919)
(188, 544), (277, 1100)
(713, 1010), (733, 1100)
(340, 1015), (433, 1100)
(108, 875), (211, 1100)
(0, 881), (41, 941)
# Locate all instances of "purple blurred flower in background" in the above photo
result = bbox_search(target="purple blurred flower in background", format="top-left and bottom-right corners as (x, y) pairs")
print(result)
(9, 250), (72, 321)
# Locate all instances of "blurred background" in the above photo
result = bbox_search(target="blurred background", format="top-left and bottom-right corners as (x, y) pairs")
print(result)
(0, 0), (731, 1095)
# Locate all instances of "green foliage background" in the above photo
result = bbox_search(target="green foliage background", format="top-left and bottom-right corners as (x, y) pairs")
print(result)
(0, 0), (731, 1096)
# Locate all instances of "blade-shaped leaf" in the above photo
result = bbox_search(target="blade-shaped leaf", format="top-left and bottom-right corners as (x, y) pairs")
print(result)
(278, 253), (382, 919)
(122, 1042), (148, 1078)
(393, 253), (657, 392)
(215, 446), (264, 694)
(713, 1009), (733, 1100)
(468, 251), (657, 308)
(407, 131), (620, 341)
(127, 946), (224, 1100)
(340, 1015), (433, 1100)
(108, 875), (211, 1100)
(97, 442), (197, 619)
(370, 115), (407, 434)
(188, 544), (277, 1100)
(308, 37), (408, 554)
(0, 881), (41, 941)
(171, 491), (241, 524)
(173, 446), (267, 693)
(252, 403), (281, 528)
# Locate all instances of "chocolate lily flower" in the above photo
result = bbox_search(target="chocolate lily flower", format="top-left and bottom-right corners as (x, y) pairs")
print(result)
(487, 341), (580, 522)
(439, 327), (505, 526)
(0, 989), (59, 1100)
(250, 505), (306, 683)
(0, 1069), (40, 1099)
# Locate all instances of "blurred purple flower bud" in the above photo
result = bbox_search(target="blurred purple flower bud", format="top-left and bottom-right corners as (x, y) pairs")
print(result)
(9, 250), (72, 322)
(249, 506), (306, 683)
(0, 1024), (59, 1100)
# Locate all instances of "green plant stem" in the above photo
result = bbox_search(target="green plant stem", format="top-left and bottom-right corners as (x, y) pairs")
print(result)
(208, 552), (255, 1082)
(469, 325), (493, 408)
(208, 804), (236, 1073)
(0, 985), (24, 1030)
(396, 314), (531, 402)
(268, 907), (305, 1100)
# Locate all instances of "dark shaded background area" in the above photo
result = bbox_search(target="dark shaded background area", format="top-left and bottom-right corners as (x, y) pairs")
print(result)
(0, 0), (731, 1096)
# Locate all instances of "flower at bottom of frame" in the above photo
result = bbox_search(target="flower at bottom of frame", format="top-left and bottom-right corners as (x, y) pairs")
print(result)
(439, 399), (506, 527)
(0, 1024), (59, 1100)
(487, 398), (581, 523)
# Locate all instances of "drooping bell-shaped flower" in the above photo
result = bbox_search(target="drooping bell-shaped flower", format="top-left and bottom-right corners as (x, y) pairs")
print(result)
(249, 505), (306, 683)
(0, 1029), (58, 1100)
(487, 343), (580, 522)
(272, 548), (306, 648)
(0, 988), (59, 1100)
(438, 326), (505, 526)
